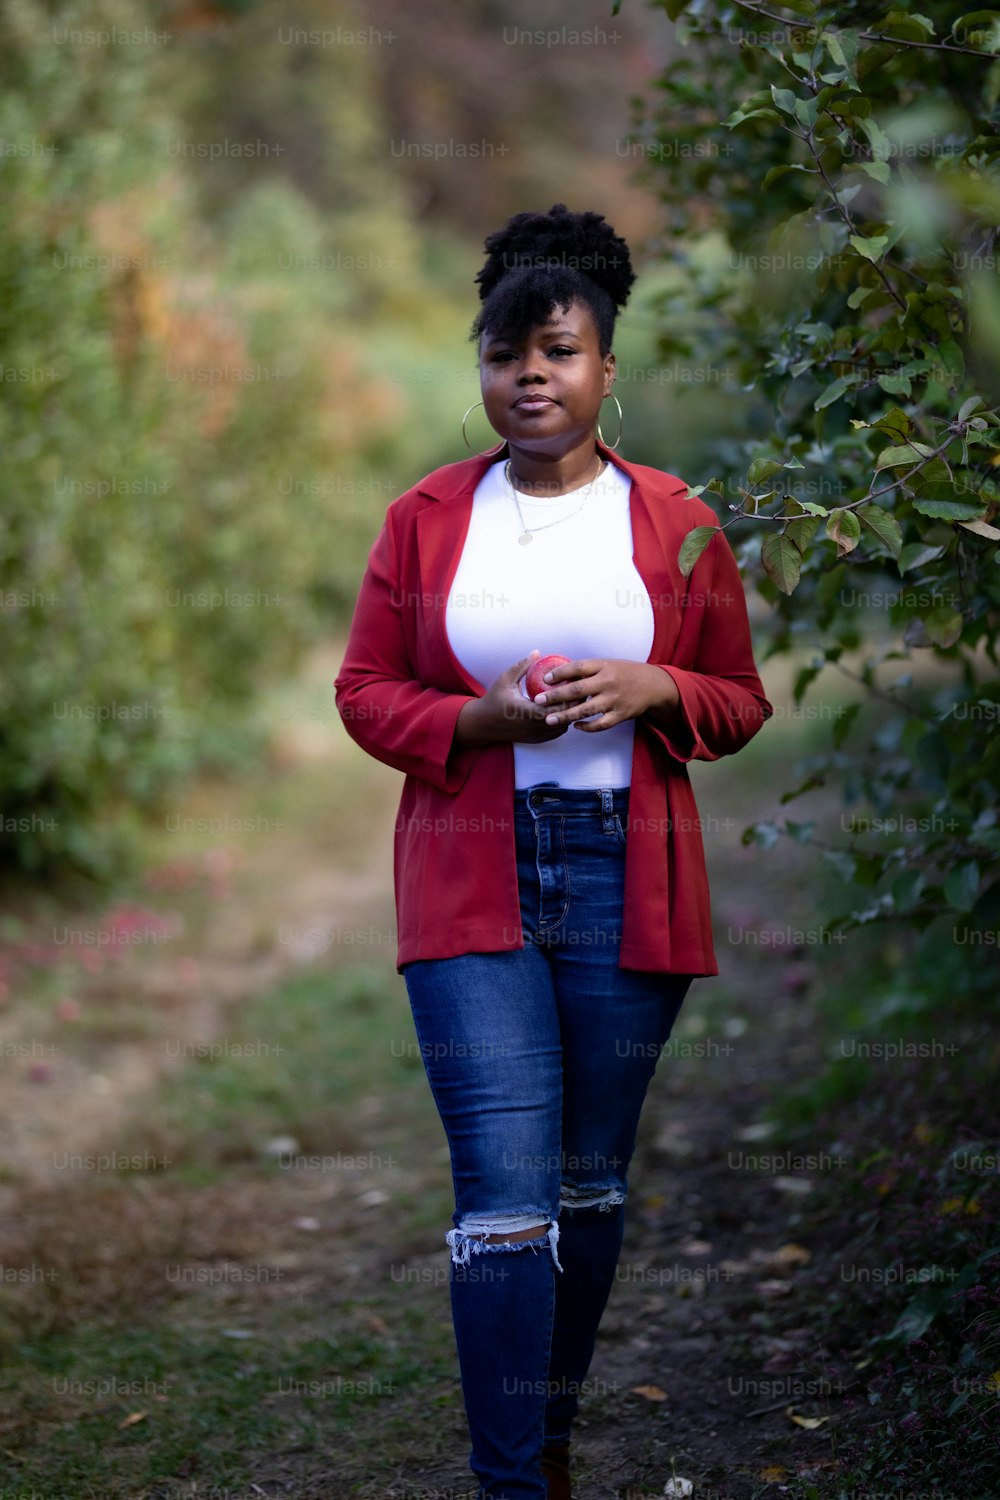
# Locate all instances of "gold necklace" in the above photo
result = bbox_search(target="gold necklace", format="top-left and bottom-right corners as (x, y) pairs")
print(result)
(505, 452), (605, 546)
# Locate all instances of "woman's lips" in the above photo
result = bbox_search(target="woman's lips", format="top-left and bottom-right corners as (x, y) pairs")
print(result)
(514, 396), (556, 409)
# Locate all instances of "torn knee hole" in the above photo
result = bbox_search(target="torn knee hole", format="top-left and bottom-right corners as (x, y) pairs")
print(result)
(481, 1227), (548, 1244)
(559, 1181), (627, 1212)
(446, 1214), (564, 1272)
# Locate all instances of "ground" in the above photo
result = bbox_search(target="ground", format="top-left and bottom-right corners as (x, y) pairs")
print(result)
(0, 643), (917, 1498)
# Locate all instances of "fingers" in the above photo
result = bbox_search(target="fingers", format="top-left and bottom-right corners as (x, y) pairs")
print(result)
(533, 660), (600, 703)
(544, 658), (596, 683)
(506, 648), (540, 684)
(571, 713), (614, 732)
(545, 696), (613, 728)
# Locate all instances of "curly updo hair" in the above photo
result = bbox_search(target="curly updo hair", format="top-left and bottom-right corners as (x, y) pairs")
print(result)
(469, 203), (636, 359)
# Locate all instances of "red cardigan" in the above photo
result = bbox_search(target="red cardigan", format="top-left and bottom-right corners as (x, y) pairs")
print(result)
(334, 436), (774, 975)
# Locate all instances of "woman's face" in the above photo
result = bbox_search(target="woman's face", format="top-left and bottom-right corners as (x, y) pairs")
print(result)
(478, 299), (615, 458)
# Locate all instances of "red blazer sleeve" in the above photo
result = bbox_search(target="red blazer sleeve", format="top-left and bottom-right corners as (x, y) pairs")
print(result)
(333, 509), (481, 793)
(646, 524), (773, 763)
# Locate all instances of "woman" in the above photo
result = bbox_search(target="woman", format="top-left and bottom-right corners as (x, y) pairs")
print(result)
(335, 204), (773, 1500)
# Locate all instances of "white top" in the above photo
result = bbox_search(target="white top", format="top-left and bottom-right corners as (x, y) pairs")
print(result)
(445, 457), (655, 789)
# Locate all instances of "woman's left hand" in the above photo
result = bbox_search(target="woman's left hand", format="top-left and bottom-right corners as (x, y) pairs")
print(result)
(531, 658), (680, 733)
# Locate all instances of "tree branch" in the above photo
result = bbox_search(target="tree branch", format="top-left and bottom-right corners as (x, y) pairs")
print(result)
(726, 0), (1000, 59)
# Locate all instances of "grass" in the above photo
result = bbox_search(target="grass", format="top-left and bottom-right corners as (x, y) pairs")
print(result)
(0, 955), (465, 1498)
(2, 1314), (459, 1498)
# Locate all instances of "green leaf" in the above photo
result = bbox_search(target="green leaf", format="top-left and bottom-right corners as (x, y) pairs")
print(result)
(876, 372), (912, 396)
(794, 94), (820, 129)
(936, 339), (965, 384)
(851, 854), (885, 889)
(875, 442), (936, 469)
(779, 773), (827, 804)
(835, 93), (873, 117)
(832, 700), (861, 748)
(874, 407), (914, 438)
(944, 860), (981, 911)
(725, 107), (782, 127)
(770, 85), (799, 117)
(898, 542), (946, 574)
(747, 458), (784, 485)
(860, 114), (891, 153)
(891, 869), (926, 912)
(814, 374), (856, 410)
(859, 115), (893, 162)
(849, 232), (890, 262)
(924, 606), (964, 647)
(848, 285), (876, 308)
(857, 157), (891, 184)
(663, 0), (692, 18)
(761, 164), (791, 190)
(799, 501), (831, 516)
(761, 532), (802, 593)
(823, 28), (860, 69)
(911, 485), (988, 520)
(678, 524), (720, 577)
(950, 11), (1000, 52)
(784, 514), (821, 552)
(913, 458), (951, 484)
(826, 508), (862, 556)
(959, 394), (985, 420)
(858, 504), (903, 557)
(823, 849), (858, 882)
(874, 9), (936, 42)
(742, 821), (780, 849)
(793, 663), (822, 703)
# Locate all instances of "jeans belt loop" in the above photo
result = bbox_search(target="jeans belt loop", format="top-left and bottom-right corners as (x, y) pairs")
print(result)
(599, 787), (615, 834)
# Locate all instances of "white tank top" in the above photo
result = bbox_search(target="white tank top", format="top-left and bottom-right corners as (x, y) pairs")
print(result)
(445, 457), (655, 789)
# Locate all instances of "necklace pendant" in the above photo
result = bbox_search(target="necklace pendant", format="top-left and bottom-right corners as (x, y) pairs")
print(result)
(518, 531), (533, 546)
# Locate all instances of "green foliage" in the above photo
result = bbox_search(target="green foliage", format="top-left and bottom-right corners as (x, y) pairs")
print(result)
(0, 0), (445, 880)
(632, 0), (1000, 956)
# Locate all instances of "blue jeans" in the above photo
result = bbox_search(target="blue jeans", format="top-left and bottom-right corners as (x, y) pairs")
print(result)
(401, 781), (694, 1500)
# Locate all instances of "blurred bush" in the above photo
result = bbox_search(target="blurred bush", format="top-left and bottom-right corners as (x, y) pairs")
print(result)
(630, 1), (1000, 977)
(0, 0), (450, 880)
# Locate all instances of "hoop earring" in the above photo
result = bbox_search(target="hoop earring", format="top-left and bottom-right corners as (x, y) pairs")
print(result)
(596, 391), (623, 451)
(462, 401), (506, 455)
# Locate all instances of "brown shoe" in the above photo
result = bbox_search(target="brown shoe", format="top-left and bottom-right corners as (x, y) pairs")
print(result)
(540, 1441), (571, 1500)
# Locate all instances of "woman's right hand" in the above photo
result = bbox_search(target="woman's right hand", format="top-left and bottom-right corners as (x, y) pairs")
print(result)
(454, 650), (574, 748)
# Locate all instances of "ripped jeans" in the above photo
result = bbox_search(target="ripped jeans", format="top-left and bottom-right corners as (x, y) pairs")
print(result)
(401, 782), (694, 1499)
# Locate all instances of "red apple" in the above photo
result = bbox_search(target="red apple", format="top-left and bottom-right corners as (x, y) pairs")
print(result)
(522, 654), (572, 702)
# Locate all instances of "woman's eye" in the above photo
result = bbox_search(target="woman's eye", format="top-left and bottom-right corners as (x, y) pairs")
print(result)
(491, 346), (576, 362)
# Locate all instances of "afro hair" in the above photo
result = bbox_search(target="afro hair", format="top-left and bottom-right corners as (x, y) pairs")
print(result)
(468, 203), (636, 358)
